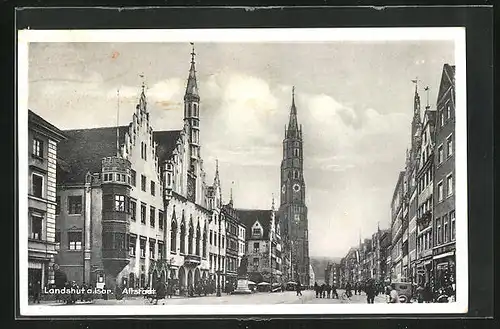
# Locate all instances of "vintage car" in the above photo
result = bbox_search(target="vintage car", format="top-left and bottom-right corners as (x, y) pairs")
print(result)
(392, 282), (413, 303)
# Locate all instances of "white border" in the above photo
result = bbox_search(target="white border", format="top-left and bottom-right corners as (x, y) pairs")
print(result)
(18, 27), (467, 316)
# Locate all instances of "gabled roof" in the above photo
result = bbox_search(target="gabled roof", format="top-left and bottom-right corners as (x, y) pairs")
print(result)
(235, 209), (273, 240)
(154, 130), (182, 163)
(437, 64), (455, 105)
(57, 126), (182, 184)
(57, 126), (129, 184)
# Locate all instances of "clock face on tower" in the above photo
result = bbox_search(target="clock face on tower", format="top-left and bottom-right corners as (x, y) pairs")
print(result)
(282, 184), (286, 194)
(293, 183), (301, 192)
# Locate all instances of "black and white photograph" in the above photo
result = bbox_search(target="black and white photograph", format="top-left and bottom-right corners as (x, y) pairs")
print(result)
(18, 27), (467, 316)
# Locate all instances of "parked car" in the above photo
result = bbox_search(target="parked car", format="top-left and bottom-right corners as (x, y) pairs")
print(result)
(392, 282), (412, 303)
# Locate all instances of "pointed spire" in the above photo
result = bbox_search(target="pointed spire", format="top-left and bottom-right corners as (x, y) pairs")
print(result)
(271, 193), (275, 211)
(229, 181), (234, 206)
(286, 86), (299, 138)
(185, 43), (199, 100)
(139, 73), (147, 113)
(214, 158), (220, 185)
(424, 86), (430, 109)
(116, 88), (120, 156)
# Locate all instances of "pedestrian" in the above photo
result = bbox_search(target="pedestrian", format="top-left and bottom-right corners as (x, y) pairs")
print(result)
(296, 280), (302, 296)
(103, 284), (108, 300)
(365, 279), (376, 304)
(32, 280), (41, 304)
(345, 282), (352, 298)
(388, 284), (400, 303)
(155, 280), (166, 304)
(314, 282), (319, 298)
(326, 283), (331, 299)
(332, 284), (339, 299)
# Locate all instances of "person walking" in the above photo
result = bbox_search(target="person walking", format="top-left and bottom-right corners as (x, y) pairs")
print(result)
(32, 280), (41, 304)
(365, 279), (376, 304)
(326, 283), (332, 299)
(388, 284), (400, 303)
(296, 280), (302, 296)
(345, 282), (352, 298)
(314, 282), (319, 298)
(332, 284), (339, 299)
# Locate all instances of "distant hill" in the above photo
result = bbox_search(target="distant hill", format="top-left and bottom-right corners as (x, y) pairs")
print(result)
(310, 256), (342, 283)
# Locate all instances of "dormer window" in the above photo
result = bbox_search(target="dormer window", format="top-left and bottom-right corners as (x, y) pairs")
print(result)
(252, 227), (262, 237)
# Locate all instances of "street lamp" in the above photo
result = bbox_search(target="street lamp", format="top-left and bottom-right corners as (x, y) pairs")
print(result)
(216, 213), (222, 297)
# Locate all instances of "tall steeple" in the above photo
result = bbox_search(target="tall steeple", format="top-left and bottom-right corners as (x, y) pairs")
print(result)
(138, 74), (147, 113)
(411, 78), (422, 153)
(286, 86), (300, 138)
(185, 43), (199, 102)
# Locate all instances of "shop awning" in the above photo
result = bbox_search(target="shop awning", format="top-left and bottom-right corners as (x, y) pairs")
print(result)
(433, 251), (454, 260)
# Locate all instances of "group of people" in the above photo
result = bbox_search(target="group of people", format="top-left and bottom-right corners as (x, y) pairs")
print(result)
(314, 282), (339, 299)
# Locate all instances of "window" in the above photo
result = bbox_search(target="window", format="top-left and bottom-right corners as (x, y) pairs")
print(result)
(129, 235), (136, 256)
(221, 236), (225, 249)
(56, 196), (61, 215)
(443, 215), (449, 243)
(253, 242), (260, 253)
(450, 211), (456, 241)
(210, 230), (213, 245)
(130, 199), (137, 221)
(32, 138), (43, 158)
(436, 218), (442, 245)
(170, 219), (178, 252)
(193, 103), (198, 117)
(294, 149), (299, 157)
(151, 181), (155, 196)
(131, 170), (136, 186)
(447, 174), (454, 196)
(149, 240), (155, 259)
(188, 225), (194, 254)
(203, 230), (207, 257)
(140, 203), (146, 224)
(437, 181), (444, 202)
(141, 142), (147, 160)
(115, 195), (126, 212)
(446, 103), (451, 119)
(150, 207), (155, 228)
(141, 175), (146, 191)
(68, 196), (82, 214)
(158, 242), (164, 259)
(438, 145), (443, 164)
(32, 173), (43, 198)
(68, 231), (82, 250)
(180, 223), (186, 253)
(447, 135), (453, 157)
(55, 230), (61, 247)
(30, 215), (43, 240)
(440, 111), (445, 126)
(252, 228), (261, 236)
(158, 211), (164, 230)
(139, 238), (146, 258)
(253, 257), (259, 267)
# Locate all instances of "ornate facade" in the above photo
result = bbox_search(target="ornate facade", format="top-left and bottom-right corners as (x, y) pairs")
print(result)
(55, 46), (223, 293)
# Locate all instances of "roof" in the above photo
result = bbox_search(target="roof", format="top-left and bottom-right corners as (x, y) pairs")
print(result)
(437, 64), (456, 105)
(235, 209), (273, 240)
(154, 130), (182, 163)
(57, 126), (129, 184)
(28, 109), (66, 142)
(57, 126), (182, 184)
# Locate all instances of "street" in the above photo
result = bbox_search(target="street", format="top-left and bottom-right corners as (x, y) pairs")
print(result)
(37, 289), (387, 306)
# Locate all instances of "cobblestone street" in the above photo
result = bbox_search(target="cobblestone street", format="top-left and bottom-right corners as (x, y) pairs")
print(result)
(34, 289), (388, 306)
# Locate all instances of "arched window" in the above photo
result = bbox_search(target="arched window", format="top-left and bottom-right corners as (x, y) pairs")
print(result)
(202, 225), (207, 258)
(193, 103), (198, 117)
(170, 218), (177, 252)
(196, 223), (201, 256)
(188, 222), (194, 255)
(180, 219), (186, 254)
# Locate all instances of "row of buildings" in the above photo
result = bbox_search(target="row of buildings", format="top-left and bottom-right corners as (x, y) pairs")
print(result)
(26, 46), (311, 296)
(337, 64), (456, 293)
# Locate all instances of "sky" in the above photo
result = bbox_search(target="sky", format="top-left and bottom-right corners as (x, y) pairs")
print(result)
(28, 40), (454, 258)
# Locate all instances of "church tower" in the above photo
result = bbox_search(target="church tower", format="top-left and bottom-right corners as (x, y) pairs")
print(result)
(184, 44), (201, 204)
(279, 87), (310, 284)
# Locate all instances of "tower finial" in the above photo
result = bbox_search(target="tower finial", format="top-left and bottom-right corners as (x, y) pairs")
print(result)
(230, 181), (234, 205)
(271, 193), (275, 210)
(116, 88), (120, 157)
(190, 42), (196, 64)
(412, 77), (419, 94)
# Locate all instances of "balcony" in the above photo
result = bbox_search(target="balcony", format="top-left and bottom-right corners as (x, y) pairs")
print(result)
(184, 254), (201, 266)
